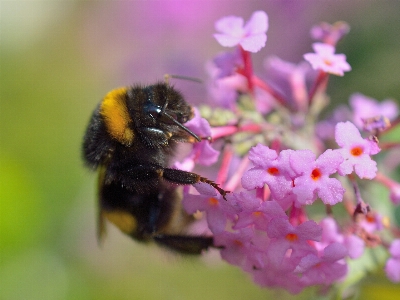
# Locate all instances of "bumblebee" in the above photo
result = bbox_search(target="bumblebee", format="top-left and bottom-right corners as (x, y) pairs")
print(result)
(83, 82), (225, 254)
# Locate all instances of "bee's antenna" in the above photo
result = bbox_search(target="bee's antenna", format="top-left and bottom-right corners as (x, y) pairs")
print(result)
(161, 96), (168, 114)
(164, 74), (203, 85)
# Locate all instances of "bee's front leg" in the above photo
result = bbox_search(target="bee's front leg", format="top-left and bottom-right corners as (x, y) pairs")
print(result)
(162, 168), (229, 199)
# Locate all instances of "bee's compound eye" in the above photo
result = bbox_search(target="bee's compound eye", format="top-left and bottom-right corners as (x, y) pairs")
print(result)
(144, 102), (162, 119)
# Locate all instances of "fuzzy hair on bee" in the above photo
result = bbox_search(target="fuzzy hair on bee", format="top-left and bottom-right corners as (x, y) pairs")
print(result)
(83, 82), (226, 254)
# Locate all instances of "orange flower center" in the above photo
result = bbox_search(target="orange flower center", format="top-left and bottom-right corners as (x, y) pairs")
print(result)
(366, 214), (376, 223)
(351, 146), (363, 156)
(208, 197), (219, 206)
(311, 168), (322, 181)
(268, 167), (279, 175)
(252, 211), (262, 218)
(233, 240), (243, 247)
(323, 58), (333, 66)
(285, 233), (298, 242)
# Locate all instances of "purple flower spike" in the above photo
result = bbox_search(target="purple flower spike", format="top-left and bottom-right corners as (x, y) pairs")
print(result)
(148, 11), (400, 294)
(214, 11), (268, 53)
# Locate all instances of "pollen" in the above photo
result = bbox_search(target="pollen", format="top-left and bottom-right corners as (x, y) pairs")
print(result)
(350, 146), (363, 156)
(285, 233), (298, 242)
(267, 167), (279, 175)
(311, 168), (322, 181)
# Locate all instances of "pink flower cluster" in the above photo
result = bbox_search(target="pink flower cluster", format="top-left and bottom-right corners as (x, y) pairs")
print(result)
(183, 121), (377, 293)
(175, 11), (400, 295)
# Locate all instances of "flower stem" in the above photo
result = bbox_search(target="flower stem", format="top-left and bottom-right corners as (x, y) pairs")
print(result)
(308, 70), (329, 105)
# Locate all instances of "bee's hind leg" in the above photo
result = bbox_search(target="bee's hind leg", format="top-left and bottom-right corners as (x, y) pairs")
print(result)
(153, 234), (214, 254)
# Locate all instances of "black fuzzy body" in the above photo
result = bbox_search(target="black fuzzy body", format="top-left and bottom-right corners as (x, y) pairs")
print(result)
(83, 83), (214, 254)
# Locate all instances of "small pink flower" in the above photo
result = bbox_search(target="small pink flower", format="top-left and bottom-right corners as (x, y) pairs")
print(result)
(212, 48), (243, 78)
(206, 60), (247, 109)
(343, 234), (365, 259)
(335, 121), (380, 179)
(214, 11), (268, 53)
(359, 212), (385, 233)
(319, 217), (364, 259)
(263, 56), (317, 111)
(214, 228), (262, 271)
(266, 218), (322, 267)
(290, 149), (345, 205)
(183, 183), (235, 234)
(310, 21), (350, 45)
(296, 243), (348, 286)
(241, 144), (295, 201)
(230, 192), (287, 230)
(252, 262), (305, 294)
(350, 93), (399, 129)
(304, 43), (351, 76)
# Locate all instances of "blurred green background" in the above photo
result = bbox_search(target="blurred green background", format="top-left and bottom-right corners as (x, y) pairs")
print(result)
(1, 1), (399, 299)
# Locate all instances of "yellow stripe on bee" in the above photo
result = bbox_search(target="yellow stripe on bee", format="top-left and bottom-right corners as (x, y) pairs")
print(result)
(100, 87), (134, 146)
(103, 210), (137, 234)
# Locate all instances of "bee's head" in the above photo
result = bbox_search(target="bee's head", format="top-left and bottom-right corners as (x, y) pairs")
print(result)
(141, 83), (200, 142)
